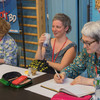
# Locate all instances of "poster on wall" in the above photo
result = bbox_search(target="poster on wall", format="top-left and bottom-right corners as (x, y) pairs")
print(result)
(90, 0), (100, 21)
(0, 0), (19, 33)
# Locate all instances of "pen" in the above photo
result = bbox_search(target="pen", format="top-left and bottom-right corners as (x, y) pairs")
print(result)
(8, 77), (18, 81)
(40, 85), (59, 92)
(54, 69), (60, 78)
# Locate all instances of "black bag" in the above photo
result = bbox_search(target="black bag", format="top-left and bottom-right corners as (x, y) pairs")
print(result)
(28, 60), (56, 74)
(0, 71), (32, 88)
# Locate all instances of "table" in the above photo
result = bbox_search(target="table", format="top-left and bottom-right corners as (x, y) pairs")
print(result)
(0, 73), (53, 100)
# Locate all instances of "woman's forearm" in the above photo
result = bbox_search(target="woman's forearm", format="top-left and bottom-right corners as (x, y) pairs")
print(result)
(47, 47), (76, 71)
(35, 46), (43, 60)
(47, 61), (65, 71)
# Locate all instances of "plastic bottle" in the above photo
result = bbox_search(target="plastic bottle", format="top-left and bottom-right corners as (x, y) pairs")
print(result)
(43, 33), (51, 47)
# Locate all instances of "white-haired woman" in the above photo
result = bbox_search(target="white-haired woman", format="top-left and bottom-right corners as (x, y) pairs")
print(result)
(54, 21), (100, 86)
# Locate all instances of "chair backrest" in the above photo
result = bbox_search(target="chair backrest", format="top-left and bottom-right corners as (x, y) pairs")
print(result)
(17, 46), (22, 67)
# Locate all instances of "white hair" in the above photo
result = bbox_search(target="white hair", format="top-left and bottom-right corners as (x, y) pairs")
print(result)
(96, 21), (100, 25)
(81, 21), (100, 42)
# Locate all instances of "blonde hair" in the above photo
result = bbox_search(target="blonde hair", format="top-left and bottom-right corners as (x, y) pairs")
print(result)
(0, 18), (11, 36)
(81, 21), (100, 42)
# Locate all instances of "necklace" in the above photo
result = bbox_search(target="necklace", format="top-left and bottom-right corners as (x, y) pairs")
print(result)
(52, 37), (68, 62)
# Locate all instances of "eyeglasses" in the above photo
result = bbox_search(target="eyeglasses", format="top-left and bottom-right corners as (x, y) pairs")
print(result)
(80, 37), (96, 46)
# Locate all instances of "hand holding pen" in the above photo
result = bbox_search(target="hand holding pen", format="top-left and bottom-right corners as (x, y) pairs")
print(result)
(54, 69), (60, 78)
(54, 71), (66, 84)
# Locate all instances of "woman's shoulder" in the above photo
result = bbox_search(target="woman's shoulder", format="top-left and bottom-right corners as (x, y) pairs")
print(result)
(4, 34), (13, 40)
(3, 34), (17, 46)
(67, 39), (76, 44)
(4, 34), (16, 42)
(66, 39), (77, 48)
(62, 39), (77, 52)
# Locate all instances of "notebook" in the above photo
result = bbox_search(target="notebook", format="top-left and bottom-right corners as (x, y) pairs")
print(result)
(40, 78), (95, 97)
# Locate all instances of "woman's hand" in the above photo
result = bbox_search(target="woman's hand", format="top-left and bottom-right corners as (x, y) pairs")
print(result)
(38, 33), (46, 47)
(71, 76), (94, 86)
(54, 72), (66, 83)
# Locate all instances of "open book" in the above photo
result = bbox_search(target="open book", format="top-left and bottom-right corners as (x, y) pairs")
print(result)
(40, 78), (95, 97)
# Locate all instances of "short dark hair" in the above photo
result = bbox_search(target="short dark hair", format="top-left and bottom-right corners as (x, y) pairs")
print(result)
(52, 13), (72, 34)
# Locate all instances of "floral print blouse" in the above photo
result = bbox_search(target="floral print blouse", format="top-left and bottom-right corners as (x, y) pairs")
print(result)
(61, 48), (100, 79)
(0, 34), (17, 66)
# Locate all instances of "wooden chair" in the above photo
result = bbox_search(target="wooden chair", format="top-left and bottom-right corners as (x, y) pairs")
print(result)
(17, 46), (22, 67)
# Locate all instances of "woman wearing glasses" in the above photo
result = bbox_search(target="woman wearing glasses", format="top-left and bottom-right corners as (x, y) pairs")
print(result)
(54, 21), (100, 86)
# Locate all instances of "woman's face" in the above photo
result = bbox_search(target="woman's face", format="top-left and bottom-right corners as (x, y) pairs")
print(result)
(82, 35), (100, 54)
(52, 20), (68, 38)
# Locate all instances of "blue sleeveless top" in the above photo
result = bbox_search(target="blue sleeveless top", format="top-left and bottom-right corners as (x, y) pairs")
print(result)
(44, 40), (77, 63)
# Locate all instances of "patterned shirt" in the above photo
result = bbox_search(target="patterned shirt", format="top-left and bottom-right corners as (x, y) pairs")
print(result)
(0, 34), (18, 66)
(61, 48), (99, 79)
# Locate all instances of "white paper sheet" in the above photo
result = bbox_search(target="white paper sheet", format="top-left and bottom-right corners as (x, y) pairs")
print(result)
(25, 79), (57, 98)
(25, 79), (71, 98)
(0, 64), (46, 79)
(25, 78), (95, 98)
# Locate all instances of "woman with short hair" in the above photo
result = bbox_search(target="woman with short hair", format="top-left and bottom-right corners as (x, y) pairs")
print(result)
(35, 13), (77, 74)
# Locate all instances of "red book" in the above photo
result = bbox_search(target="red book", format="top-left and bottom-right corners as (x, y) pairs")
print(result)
(51, 92), (92, 100)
